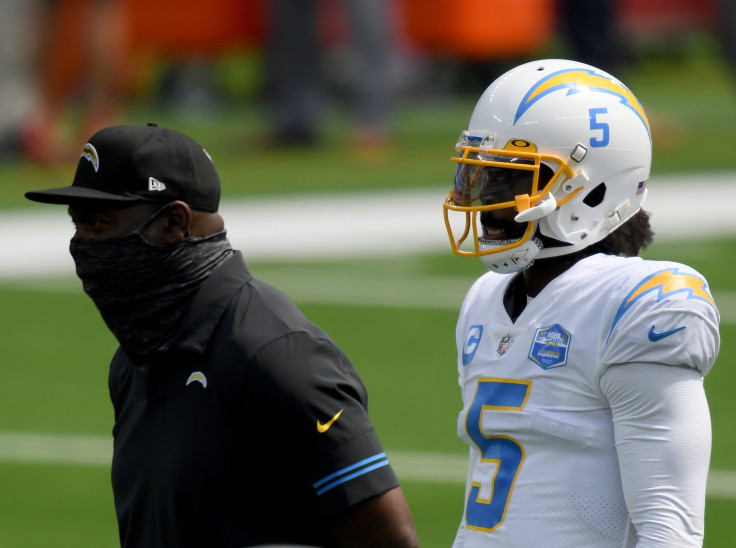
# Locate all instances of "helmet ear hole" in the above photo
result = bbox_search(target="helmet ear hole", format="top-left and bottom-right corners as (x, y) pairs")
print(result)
(583, 183), (606, 207)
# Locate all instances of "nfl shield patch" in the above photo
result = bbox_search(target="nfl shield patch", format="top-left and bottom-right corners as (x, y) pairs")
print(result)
(528, 324), (571, 370)
(496, 333), (512, 356)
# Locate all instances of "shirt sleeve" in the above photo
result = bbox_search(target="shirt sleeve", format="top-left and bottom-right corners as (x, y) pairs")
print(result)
(600, 264), (720, 377)
(601, 307), (719, 376)
(248, 330), (399, 515)
(600, 361), (711, 547)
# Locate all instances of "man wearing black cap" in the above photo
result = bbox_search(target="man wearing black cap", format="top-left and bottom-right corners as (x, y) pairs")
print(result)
(25, 123), (418, 548)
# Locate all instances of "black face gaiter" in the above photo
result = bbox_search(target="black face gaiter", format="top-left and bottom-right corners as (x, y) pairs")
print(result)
(69, 225), (233, 364)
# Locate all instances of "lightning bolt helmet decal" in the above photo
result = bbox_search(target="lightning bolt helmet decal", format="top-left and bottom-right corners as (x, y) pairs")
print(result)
(514, 68), (651, 142)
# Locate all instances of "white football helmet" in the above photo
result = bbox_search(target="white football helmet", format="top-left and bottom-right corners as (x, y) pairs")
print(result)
(443, 59), (652, 273)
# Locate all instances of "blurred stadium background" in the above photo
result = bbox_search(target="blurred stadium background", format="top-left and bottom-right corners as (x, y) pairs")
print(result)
(1, 0), (735, 546)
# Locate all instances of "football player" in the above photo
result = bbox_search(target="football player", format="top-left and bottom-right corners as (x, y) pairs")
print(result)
(443, 59), (720, 547)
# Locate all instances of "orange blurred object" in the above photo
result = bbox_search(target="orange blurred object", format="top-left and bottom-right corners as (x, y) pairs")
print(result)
(398, 0), (555, 59)
(127, 0), (266, 55)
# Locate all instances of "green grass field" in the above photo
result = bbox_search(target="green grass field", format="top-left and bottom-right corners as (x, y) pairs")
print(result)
(1, 40), (735, 546)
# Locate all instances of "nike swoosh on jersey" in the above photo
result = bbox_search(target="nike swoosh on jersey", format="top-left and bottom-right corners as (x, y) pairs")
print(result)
(648, 325), (686, 342)
(317, 409), (344, 433)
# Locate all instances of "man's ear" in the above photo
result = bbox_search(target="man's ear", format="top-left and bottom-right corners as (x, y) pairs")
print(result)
(161, 201), (192, 244)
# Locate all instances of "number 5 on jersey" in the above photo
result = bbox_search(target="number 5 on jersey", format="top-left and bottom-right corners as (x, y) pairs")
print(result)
(464, 378), (531, 532)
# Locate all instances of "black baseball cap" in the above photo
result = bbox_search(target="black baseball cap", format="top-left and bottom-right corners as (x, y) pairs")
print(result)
(25, 123), (221, 212)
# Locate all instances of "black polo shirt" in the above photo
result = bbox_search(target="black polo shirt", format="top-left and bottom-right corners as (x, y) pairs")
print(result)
(108, 251), (399, 547)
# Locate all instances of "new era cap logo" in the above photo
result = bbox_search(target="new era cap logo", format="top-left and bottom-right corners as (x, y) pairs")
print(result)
(148, 177), (166, 191)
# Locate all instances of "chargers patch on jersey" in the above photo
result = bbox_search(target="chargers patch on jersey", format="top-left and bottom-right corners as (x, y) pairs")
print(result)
(463, 325), (483, 366)
(528, 324), (571, 370)
(608, 267), (718, 342)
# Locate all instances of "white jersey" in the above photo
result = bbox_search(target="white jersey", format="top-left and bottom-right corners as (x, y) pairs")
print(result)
(453, 254), (720, 547)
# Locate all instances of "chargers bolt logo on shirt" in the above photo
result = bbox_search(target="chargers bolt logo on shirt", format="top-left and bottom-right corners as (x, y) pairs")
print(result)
(81, 143), (99, 172)
(607, 267), (718, 342)
(528, 324), (571, 370)
(462, 325), (483, 366)
(186, 371), (207, 388)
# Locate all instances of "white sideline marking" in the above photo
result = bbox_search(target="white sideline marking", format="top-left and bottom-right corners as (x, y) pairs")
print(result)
(390, 451), (736, 503)
(0, 431), (734, 499)
(3, 269), (734, 324)
(249, 271), (736, 324)
(4, 174), (736, 278)
(0, 431), (111, 466)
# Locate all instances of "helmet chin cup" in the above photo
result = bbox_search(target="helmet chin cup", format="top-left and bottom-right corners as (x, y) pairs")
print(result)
(480, 236), (543, 273)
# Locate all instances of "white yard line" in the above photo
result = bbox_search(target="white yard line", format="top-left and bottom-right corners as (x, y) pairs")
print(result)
(3, 262), (735, 327)
(0, 431), (733, 499)
(239, 270), (736, 324)
(0, 431), (112, 466)
(3, 173), (735, 278)
(9, 270), (734, 324)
